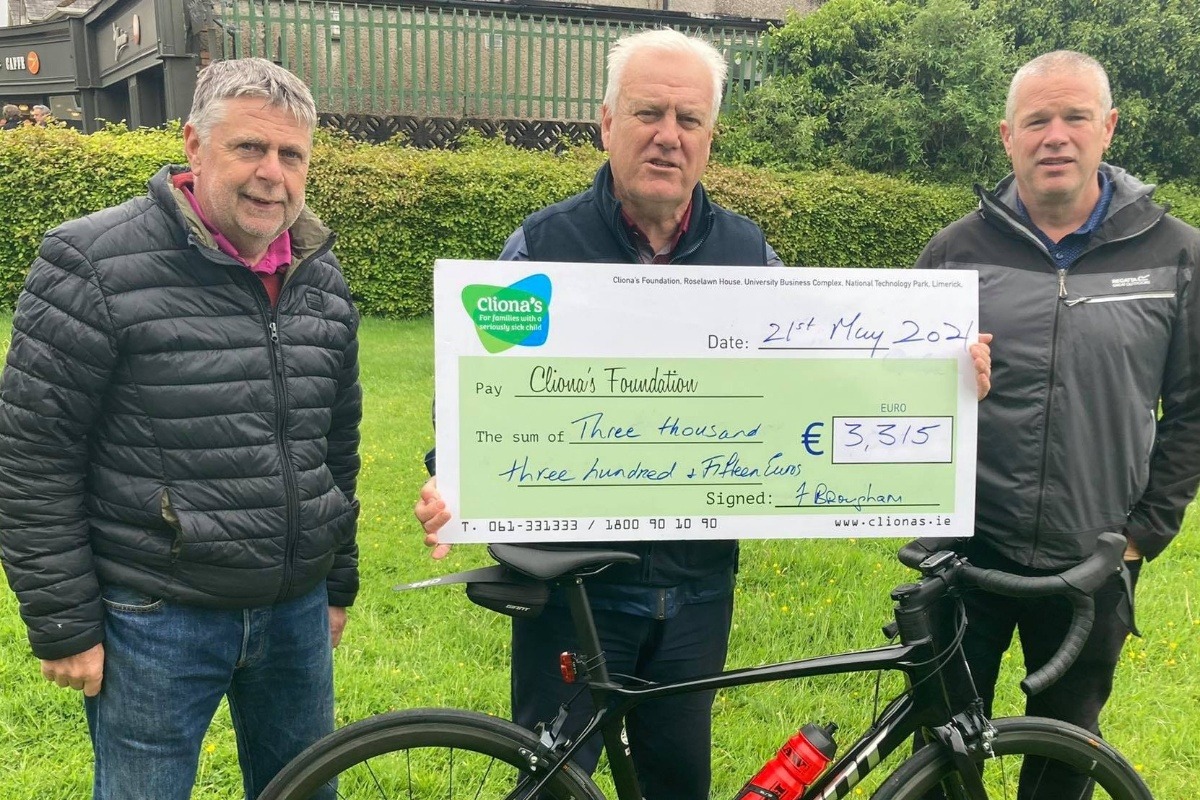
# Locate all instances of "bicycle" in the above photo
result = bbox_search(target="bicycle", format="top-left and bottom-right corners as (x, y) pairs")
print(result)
(259, 531), (1151, 800)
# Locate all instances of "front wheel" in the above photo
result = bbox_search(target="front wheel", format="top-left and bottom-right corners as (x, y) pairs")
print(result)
(258, 708), (607, 800)
(873, 716), (1152, 800)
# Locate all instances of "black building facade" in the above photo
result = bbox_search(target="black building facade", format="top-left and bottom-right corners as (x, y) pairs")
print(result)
(0, 0), (196, 131)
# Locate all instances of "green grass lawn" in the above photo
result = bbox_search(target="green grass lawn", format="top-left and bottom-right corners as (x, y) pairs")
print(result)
(0, 316), (1196, 799)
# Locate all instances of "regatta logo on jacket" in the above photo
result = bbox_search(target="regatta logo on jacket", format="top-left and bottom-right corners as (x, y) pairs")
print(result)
(1111, 274), (1153, 289)
(462, 273), (551, 353)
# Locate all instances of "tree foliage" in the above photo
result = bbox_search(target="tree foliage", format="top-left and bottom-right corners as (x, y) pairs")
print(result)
(982, 0), (1200, 179)
(717, 0), (1200, 183)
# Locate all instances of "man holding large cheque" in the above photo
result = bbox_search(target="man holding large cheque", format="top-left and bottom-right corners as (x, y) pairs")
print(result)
(415, 29), (992, 800)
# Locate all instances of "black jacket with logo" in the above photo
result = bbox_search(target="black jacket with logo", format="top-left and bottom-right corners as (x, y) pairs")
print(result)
(916, 164), (1200, 568)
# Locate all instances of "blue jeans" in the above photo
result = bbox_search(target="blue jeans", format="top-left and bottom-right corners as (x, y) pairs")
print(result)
(84, 581), (335, 800)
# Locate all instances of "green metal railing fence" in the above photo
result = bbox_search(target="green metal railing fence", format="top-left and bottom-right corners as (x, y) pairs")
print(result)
(205, 1), (777, 120)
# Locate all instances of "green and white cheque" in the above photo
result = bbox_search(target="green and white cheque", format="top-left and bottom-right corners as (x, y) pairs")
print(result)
(434, 260), (978, 544)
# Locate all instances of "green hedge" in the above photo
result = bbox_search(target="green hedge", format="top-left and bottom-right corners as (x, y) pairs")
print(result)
(2, 124), (1197, 317)
(0, 124), (185, 303)
(305, 131), (605, 316)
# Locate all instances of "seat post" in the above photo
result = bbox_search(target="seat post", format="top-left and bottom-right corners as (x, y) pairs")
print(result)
(559, 575), (646, 797)
(560, 576), (614, 685)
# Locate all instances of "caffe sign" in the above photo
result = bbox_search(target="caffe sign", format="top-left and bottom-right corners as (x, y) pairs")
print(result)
(3, 52), (40, 73)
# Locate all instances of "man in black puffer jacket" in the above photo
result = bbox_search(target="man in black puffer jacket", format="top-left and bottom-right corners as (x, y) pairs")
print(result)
(0, 59), (360, 800)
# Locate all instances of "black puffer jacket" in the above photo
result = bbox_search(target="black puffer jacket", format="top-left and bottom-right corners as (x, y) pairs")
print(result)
(0, 165), (362, 660)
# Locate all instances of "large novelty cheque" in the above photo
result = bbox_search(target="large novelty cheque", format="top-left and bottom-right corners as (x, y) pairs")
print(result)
(434, 261), (978, 543)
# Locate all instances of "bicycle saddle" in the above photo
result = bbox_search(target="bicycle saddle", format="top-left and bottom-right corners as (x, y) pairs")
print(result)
(488, 544), (641, 581)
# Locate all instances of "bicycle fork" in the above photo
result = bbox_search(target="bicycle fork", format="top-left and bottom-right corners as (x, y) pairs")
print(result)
(891, 567), (994, 800)
(926, 704), (996, 800)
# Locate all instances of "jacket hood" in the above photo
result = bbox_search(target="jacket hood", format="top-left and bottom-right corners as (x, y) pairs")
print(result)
(978, 163), (1164, 243)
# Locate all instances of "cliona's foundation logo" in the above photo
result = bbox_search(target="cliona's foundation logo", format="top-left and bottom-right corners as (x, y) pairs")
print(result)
(462, 274), (551, 353)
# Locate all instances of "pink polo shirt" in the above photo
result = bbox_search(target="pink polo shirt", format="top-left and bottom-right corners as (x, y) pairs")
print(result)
(172, 172), (291, 307)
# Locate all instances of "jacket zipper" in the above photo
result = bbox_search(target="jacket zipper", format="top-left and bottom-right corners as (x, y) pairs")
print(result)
(268, 244), (334, 602)
(194, 241), (333, 604)
(1063, 290), (1176, 307)
(266, 314), (301, 602)
(670, 211), (714, 263)
(189, 233), (335, 603)
(1030, 269), (1065, 555)
(608, 206), (642, 262)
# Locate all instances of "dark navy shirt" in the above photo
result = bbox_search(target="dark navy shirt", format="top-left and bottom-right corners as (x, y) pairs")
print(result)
(1016, 171), (1114, 269)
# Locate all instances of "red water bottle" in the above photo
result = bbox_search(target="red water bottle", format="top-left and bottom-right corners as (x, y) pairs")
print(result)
(733, 722), (838, 800)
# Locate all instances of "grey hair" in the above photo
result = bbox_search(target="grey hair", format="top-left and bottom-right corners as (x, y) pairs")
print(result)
(188, 58), (317, 139)
(2, 104), (17, 118)
(1006, 50), (1113, 123)
(603, 29), (727, 125)
(31, 104), (49, 115)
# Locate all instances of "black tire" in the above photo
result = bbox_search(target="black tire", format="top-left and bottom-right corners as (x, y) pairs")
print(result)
(872, 716), (1152, 800)
(258, 708), (607, 800)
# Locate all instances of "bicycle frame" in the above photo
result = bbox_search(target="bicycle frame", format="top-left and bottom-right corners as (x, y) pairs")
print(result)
(522, 562), (989, 800)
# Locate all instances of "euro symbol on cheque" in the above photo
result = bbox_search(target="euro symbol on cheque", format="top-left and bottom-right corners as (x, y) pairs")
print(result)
(802, 422), (825, 456)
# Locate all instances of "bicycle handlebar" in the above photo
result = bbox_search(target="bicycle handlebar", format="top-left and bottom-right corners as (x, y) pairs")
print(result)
(897, 532), (1127, 696)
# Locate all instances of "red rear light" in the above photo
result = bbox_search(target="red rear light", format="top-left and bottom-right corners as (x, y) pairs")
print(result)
(559, 652), (577, 683)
